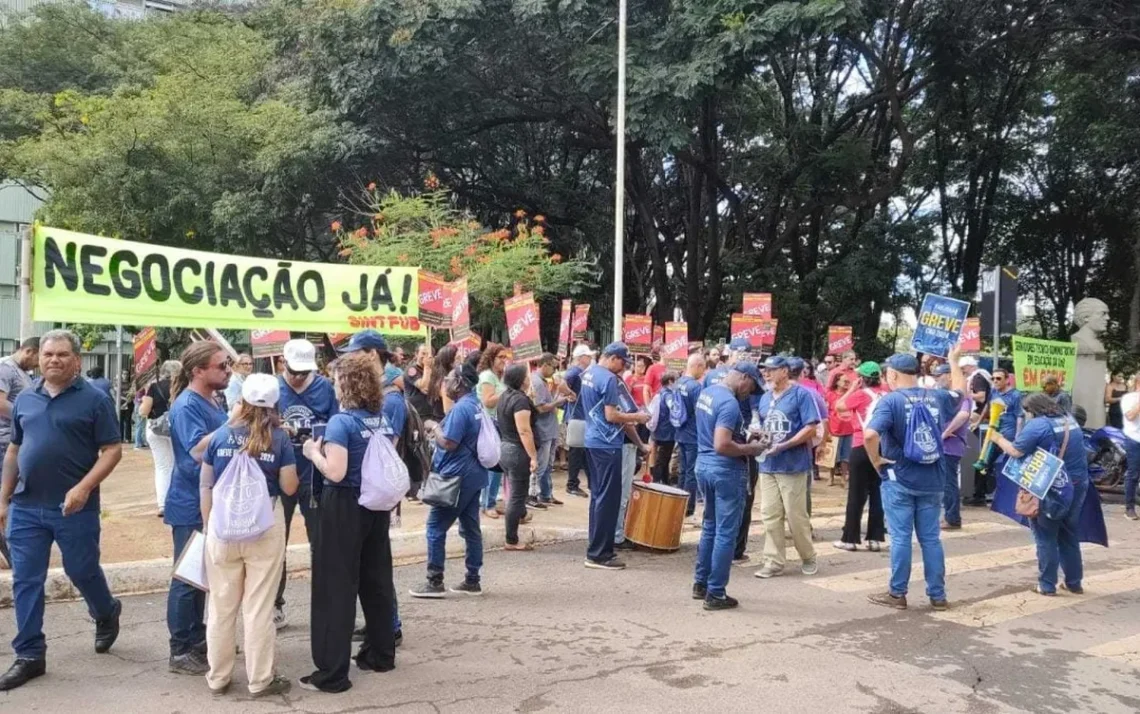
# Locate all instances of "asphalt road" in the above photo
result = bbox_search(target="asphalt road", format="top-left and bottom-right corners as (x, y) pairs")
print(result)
(2, 504), (1139, 713)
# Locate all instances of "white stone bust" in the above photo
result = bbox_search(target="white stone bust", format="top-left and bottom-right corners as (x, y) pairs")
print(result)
(1071, 297), (1109, 357)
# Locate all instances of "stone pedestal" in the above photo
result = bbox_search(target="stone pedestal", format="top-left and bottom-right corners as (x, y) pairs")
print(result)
(1072, 352), (1108, 429)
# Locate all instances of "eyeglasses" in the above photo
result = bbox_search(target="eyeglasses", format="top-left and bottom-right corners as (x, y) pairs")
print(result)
(212, 360), (232, 372)
(237, 360), (253, 368)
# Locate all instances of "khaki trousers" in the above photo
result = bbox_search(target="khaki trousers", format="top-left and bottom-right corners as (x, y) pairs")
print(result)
(759, 471), (815, 568)
(205, 502), (287, 693)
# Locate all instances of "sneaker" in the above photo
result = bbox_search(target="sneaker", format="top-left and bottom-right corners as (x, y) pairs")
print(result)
(409, 580), (446, 599)
(273, 606), (287, 630)
(450, 580), (483, 596)
(584, 557), (626, 571)
(251, 674), (291, 698)
(567, 488), (589, 498)
(525, 496), (548, 509)
(731, 554), (751, 567)
(169, 651), (210, 675)
(800, 558), (819, 576)
(298, 676), (320, 692)
(832, 540), (856, 552)
(1127, 509), (1139, 521)
(755, 563), (784, 579)
(1032, 586), (1056, 597)
(614, 539), (636, 551)
(540, 496), (564, 506)
(209, 681), (230, 697)
(867, 592), (908, 610)
(0, 658), (46, 691)
(703, 594), (739, 611)
(692, 583), (707, 600)
(942, 520), (962, 531)
(930, 599), (950, 611)
(94, 598), (122, 653)
(867, 541), (883, 553)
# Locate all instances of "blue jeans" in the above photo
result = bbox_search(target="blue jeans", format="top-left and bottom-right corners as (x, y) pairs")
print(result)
(481, 470), (502, 510)
(530, 440), (555, 500)
(585, 448), (623, 562)
(942, 456), (962, 526)
(614, 444), (638, 544)
(8, 503), (117, 659)
(1124, 438), (1140, 510)
(134, 416), (148, 448)
(693, 470), (746, 598)
(426, 471), (486, 584)
(1032, 478), (1088, 593)
(882, 480), (946, 601)
(168, 525), (206, 656)
(678, 442), (698, 516)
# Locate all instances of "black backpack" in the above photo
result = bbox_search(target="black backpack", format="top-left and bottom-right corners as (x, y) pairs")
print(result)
(384, 386), (431, 485)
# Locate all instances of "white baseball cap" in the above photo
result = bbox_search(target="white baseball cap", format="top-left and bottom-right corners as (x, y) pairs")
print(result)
(572, 344), (596, 359)
(283, 339), (317, 372)
(242, 373), (280, 408)
(959, 356), (978, 368)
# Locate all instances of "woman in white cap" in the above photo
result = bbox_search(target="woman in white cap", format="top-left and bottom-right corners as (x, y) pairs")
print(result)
(199, 373), (299, 698)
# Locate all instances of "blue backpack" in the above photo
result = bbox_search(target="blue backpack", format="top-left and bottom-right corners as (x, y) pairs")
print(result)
(902, 391), (943, 465)
(667, 385), (688, 428)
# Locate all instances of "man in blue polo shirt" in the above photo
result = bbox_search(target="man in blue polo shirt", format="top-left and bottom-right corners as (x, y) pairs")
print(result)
(0, 330), (123, 691)
(755, 355), (821, 579)
(676, 353), (707, 521)
(579, 343), (649, 570)
(967, 366), (1022, 506)
(693, 363), (765, 611)
(864, 349), (966, 611)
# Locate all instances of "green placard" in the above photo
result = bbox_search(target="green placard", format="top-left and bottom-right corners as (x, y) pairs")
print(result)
(1011, 335), (1077, 393)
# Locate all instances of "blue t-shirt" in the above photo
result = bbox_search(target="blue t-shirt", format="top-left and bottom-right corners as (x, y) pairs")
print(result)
(674, 376), (703, 445)
(166, 389), (229, 526)
(994, 388), (1022, 439)
(695, 384), (747, 477)
(87, 376), (114, 401)
(277, 375), (339, 481)
(383, 363), (404, 387)
(563, 364), (585, 420)
(10, 377), (120, 512)
(203, 425), (296, 498)
(580, 365), (625, 450)
(381, 389), (407, 442)
(323, 407), (384, 489)
(431, 392), (487, 482)
(757, 383), (821, 474)
(865, 387), (961, 494)
(1013, 415), (1088, 484)
(652, 388), (677, 442)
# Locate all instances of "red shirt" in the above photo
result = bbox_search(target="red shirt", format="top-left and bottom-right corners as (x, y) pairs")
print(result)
(645, 362), (666, 397)
(625, 373), (649, 408)
(840, 385), (888, 448)
(826, 390), (855, 436)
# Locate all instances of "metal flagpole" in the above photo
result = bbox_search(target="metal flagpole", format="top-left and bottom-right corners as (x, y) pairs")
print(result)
(18, 225), (32, 342)
(991, 267), (1001, 372)
(612, 0), (628, 342)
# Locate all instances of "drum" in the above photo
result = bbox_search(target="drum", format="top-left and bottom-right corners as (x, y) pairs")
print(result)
(624, 482), (688, 551)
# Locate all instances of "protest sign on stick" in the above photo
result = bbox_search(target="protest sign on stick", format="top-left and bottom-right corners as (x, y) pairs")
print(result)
(911, 293), (970, 358)
(827, 326), (853, 355)
(1012, 335), (1077, 393)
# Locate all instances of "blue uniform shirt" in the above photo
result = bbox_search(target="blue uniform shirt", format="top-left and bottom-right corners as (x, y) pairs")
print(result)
(652, 388), (677, 442)
(703, 367), (728, 388)
(203, 425), (296, 498)
(431, 392), (487, 482)
(323, 407), (384, 489)
(865, 387), (961, 494)
(994, 387), (1022, 440)
(674, 375), (703, 445)
(277, 375), (339, 482)
(1013, 415), (1088, 484)
(580, 365), (625, 450)
(695, 384), (747, 477)
(10, 377), (120, 512)
(166, 389), (228, 526)
(563, 364), (585, 420)
(757, 383), (821, 474)
(87, 376), (114, 401)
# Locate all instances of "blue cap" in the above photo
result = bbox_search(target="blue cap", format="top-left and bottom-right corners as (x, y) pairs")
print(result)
(786, 356), (806, 373)
(885, 353), (919, 375)
(762, 355), (790, 370)
(601, 341), (631, 362)
(728, 338), (750, 352)
(732, 362), (762, 385)
(340, 329), (388, 353)
(932, 363), (951, 376)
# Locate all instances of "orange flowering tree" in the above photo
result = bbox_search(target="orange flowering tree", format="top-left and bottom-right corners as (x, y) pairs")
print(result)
(332, 179), (589, 324)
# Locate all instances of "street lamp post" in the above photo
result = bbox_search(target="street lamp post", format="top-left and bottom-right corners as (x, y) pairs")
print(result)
(612, 0), (627, 343)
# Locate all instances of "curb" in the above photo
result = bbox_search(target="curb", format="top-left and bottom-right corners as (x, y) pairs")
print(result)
(0, 524), (588, 608)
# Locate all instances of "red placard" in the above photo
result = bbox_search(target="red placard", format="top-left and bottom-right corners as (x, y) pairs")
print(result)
(451, 330), (482, 359)
(327, 332), (351, 347)
(132, 327), (158, 388)
(663, 322), (689, 370)
(759, 319), (778, 347)
(730, 313), (766, 349)
(557, 299), (572, 358)
(449, 277), (471, 341)
(505, 292), (542, 361)
(251, 329), (290, 358)
(623, 314), (652, 354)
(652, 325), (664, 353)
(572, 304), (590, 341)
(827, 326), (854, 355)
(961, 317), (981, 352)
(742, 293), (772, 318)
(418, 270), (451, 328)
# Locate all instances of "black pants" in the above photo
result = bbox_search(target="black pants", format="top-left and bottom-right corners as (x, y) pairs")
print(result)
(841, 446), (885, 544)
(501, 443), (531, 545)
(276, 475), (319, 609)
(308, 487), (395, 692)
(651, 441), (675, 484)
(972, 441), (1000, 500)
(120, 409), (133, 442)
(734, 456), (760, 559)
(567, 446), (590, 491)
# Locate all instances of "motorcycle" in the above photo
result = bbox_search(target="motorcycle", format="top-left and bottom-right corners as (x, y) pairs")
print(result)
(1074, 406), (1128, 493)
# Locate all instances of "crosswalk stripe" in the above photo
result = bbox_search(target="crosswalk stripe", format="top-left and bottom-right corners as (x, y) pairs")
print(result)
(1084, 633), (1140, 669)
(807, 545), (1038, 593)
(931, 566), (1140, 628)
(806, 517), (1017, 541)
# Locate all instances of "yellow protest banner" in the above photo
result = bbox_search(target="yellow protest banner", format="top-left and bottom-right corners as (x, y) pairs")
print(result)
(32, 226), (423, 335)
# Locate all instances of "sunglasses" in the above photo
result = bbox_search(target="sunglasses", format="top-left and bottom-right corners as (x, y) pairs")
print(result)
(287, 368), (312, 378)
